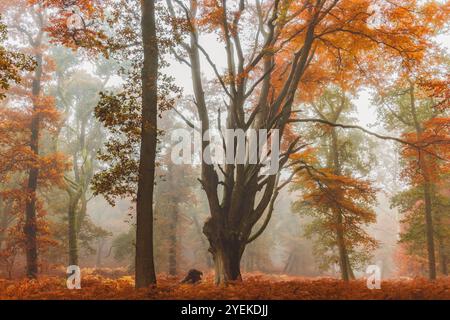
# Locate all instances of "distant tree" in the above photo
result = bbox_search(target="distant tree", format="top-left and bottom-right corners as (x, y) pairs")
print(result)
(0, 2), (69, 278)
(291, 88), (379, 280)
(112, 226), (136, 272)
(376, 70), (450, 279)
(50, 47), (114, 266)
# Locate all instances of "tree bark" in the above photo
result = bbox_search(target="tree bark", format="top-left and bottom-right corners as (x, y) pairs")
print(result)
(204, 218), (244, 284)
(212, 244), (243, 285)
(409, 84), (436, 280)
(168, 205), (178, 276)
(0, 198), (10, 250)
(335, 209), (349, 282)
(346, 253), (355, 280)
(67, 191), (82, 266)
(24, 51), (43, 279)
(438, 237), (448, 276)
(330, 127), (353, 281)
(96, 238), (106, 268)
(422, 176), (437, 280)
(135, 0), (158, 288)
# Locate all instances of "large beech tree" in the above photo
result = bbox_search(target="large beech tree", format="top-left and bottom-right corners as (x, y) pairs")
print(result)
(166, 0), (444, 284)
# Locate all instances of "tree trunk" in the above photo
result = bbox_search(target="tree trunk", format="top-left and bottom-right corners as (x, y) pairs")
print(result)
(24, 51), (43, 279)
(168, 205), (178, 276)
(408, 83), (436, 280)
(335, 209), (350, 282)
(346, 254), (355, 280)
(96, 238), (105, 268)
(0, 198), (8, 250)
(212, 245), (243, 285)
(135, 0), (158, 288)
(204, 218), (244, 284)
(422, 178), (437, 280)
(283, 251), (295, 274)
(438, 244), (448, 276)
(330, 128), (352, 281)
(68, 196), (79, 266)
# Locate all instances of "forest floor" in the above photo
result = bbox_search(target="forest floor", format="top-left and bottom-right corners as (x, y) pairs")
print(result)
(0, 271), (448, 300)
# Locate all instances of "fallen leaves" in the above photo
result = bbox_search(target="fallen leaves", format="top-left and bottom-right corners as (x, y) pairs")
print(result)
(0, 272), (448, 300)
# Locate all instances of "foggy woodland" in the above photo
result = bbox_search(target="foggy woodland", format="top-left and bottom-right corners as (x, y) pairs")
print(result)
(0, 0), (449, 299)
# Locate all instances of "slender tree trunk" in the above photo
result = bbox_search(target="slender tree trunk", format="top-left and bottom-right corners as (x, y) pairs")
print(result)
(435, 215), (448, 276)
(409, 83), (436, 280)
(24, 52), (43, 279)
(335, 209), (350, 282)
(438, 238), (448, 276)
(330, 128), (352, 281)
(422, 177), (437, 280)
(135, 0), (158, 288)
(68, 195), (79, 266)
(76, 193), (88, 235)
(168, 204), (178, 276)
(283, 251), (294, 274)
(96, 238), (105, 268)
(0, 198), (7, 250)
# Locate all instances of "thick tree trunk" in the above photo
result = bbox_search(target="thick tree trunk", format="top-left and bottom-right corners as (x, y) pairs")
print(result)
(204, 218), (244, 284)
(212, 245), (243, 285)
(135, 0), (158, 288)
(24, 52), (43, 279)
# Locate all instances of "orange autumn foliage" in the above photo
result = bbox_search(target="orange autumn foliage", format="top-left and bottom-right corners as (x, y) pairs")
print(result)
(401, 117), (450, 185)
(0, 1), (72, 276)
(0, 272), (448, 300)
